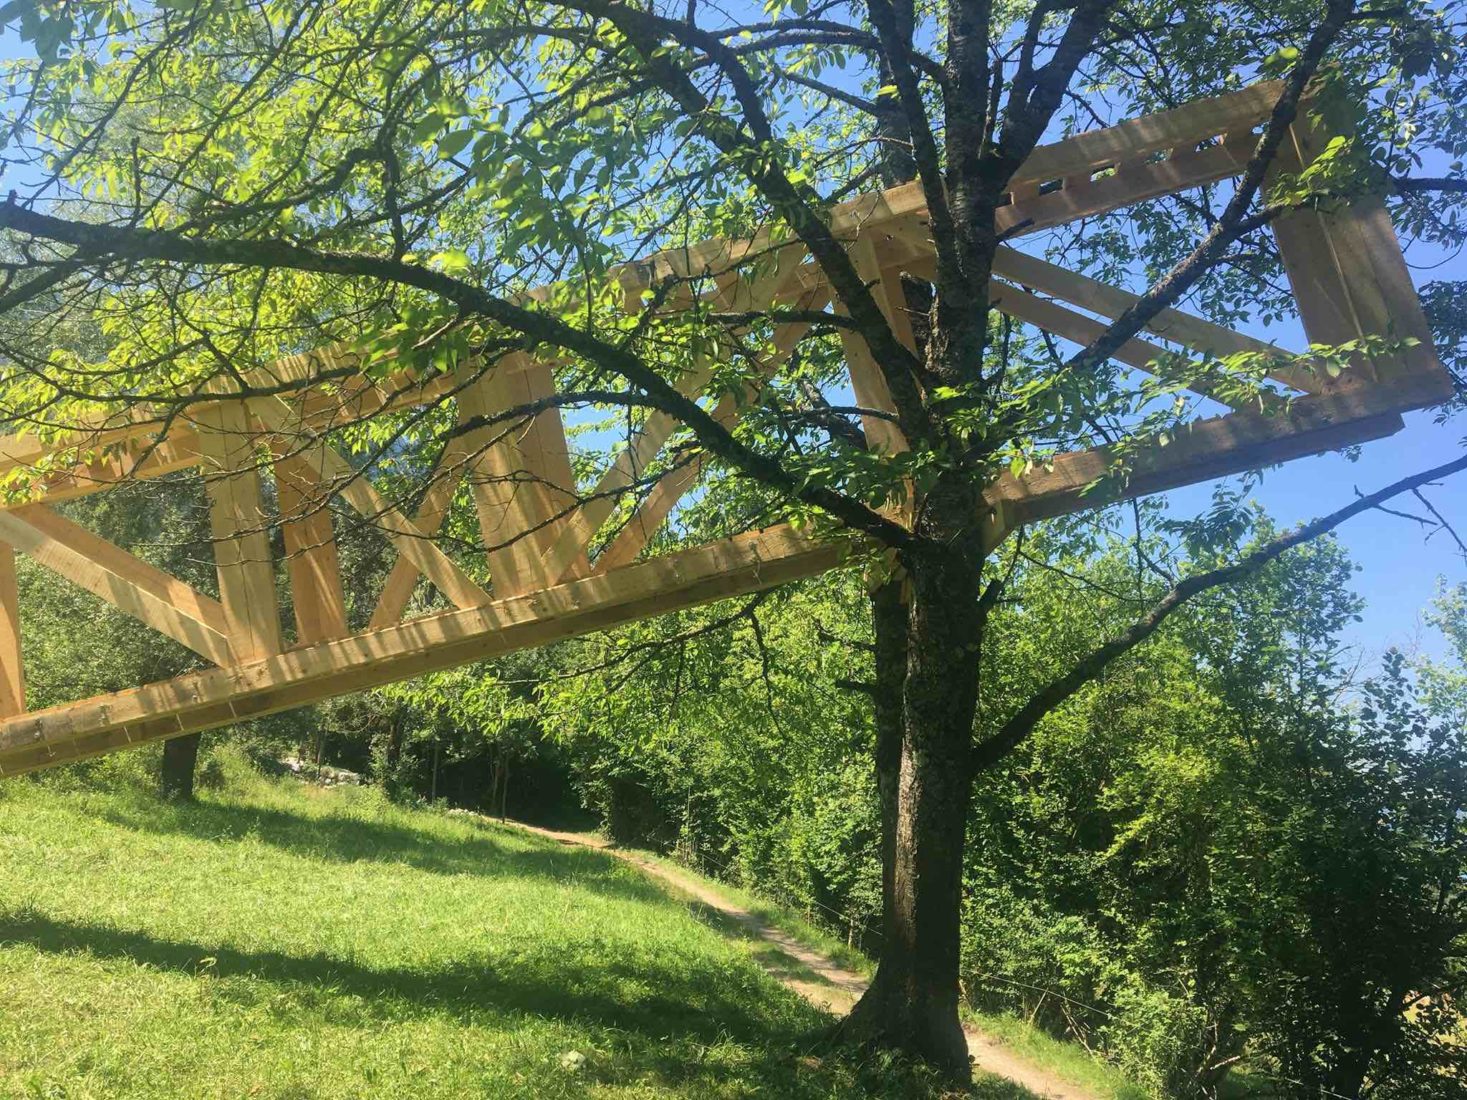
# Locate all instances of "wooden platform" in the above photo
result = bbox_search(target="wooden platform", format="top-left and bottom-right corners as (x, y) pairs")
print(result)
(0, 81), (1451, 776)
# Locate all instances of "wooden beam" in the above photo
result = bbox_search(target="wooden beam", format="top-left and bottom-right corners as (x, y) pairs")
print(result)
(997, 140), (1254, 241)
(538, 360), (717, 585)
(985, 381), (1439, 524)
(986, 282), (1292, 414)
(837, 238), (910, 456)
(1269, 109), (1451, 396)
(989, 282), (1174, 373)
(273, 451), (348, 646)
(0, 524), (850, 775)
(990, 246), (1322, 394)
(251, 397), (491, 614)
(366, 381), (539, 630)
(0, 504), (234, 666)
(1011, 81), (1283, 189)
(194, 401), (282, 663)
(0, 545), (22, 718)
(543, 282), (827, 584)
(591, 310), (817, 573)
(0, 434), (201, 512)
(366, 467), (466, 631)
(458, 355), (584, 597)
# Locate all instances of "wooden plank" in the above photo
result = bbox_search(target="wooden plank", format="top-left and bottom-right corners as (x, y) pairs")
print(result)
(590, 308), (818, 573)
(541, 279), (826, 585)
(366, 389), (510, 630)
(273, 451), (348, 646)
(0, 408), (166, 482)
(837, 237), (910, 455)
(458, 355), (583, 597)
(1269, 109), (1451, 396)
(1, 434), (201, 511)
(990, 246), (1322, 393)
(251, 397), (491, 614)
(538, 360), (717, 585)
(0, 354), (452, 507)
(989, 281), (1173, 371)
(997, 140), (1253, 240)
(0, 544), (21, 717)
(0, 524), (850, 775)
(366, 467), (466, 631)
(987, 282), (1290, 413)
(593, 451), (708, 574)
(985, 379), (1442, 523)
(194, 401), (282, 663)
(1012, 81), (1282, 187)
(0, 504), (234, 666)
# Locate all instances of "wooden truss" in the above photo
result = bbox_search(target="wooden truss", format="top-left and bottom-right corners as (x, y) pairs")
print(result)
(0, 80), (1451, 776)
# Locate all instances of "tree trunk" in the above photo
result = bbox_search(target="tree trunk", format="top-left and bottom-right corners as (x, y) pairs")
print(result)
(384, 708), (405, 783)
(160, 732), (202, 801)
(842, 530), (985, 1081)
(869, 577), (908, 941)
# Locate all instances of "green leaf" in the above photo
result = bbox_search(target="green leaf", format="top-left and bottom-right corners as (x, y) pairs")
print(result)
(437, 128), (473, 160)
(429, 249), (472, 275)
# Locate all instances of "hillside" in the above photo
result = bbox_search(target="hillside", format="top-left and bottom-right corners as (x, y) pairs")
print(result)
(0, 755), (1019, 1099)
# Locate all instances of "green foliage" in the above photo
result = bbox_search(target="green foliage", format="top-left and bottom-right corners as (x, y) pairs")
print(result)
(535, 515), (1467, 1098)
(539, 571), (883, 933)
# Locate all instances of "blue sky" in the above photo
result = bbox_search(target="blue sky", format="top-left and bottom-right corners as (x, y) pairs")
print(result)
(1165, 409), (1464, 662)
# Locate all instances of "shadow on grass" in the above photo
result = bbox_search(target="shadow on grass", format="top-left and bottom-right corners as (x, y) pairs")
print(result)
(13, 791), (1016, 1096)
(0, 907), (972, 1096)
(686, 902), (845, 992)
(93, 794), (668, 905)
(0, 907), (783, 1043)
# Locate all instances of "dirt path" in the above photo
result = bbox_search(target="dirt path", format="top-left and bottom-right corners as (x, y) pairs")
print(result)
(506, 820), (1099, 1100)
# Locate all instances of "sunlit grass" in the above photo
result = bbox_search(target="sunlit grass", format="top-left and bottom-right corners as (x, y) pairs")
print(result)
(0, 753), (956, 1099)
(962, 1011), (1150, 1100)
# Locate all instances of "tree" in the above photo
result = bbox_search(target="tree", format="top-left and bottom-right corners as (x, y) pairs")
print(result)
(0, 0), (1462, 1076)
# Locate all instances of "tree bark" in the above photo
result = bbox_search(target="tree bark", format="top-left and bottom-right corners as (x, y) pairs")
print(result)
(869, 576), (908, 942)
(384, 708), (405, 774)
(843, 514), (986, 1079)
(160, 733), (202, 801)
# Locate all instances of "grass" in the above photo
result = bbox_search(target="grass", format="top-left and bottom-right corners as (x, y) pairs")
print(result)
(0, 752), (972, 1100)
(622, 847), (1151, 1100)
(963, 1012), (1150, 1100)
(633, 849), (876, 978)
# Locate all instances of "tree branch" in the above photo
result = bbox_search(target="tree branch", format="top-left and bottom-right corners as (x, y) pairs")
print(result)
(1393, 176), (1467, 195)
(972, 448), (1467, 772)
(0, 199), (912, 548)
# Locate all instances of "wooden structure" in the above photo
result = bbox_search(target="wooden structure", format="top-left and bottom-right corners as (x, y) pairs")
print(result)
(0, 81), (1451, 776)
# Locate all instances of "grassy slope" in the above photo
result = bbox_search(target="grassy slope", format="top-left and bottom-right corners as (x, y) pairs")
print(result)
(635, 852), (1151, 1100)
(0, 758), (989, 1100)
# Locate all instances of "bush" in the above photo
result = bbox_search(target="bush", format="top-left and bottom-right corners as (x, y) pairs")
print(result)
(195, 742), (263, 794)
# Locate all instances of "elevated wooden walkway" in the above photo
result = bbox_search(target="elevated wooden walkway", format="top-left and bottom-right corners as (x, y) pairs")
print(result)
(0, 81), (1451, 775)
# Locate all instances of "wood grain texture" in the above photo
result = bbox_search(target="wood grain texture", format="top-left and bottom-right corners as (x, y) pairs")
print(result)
(274, 451), (348, 646)
(0, 545), (22, 717)
(194, 401), (282, 663)
(0, 504), (233, 666)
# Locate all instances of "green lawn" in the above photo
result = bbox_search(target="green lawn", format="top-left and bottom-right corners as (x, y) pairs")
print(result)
(0, 752), (977, 1099)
